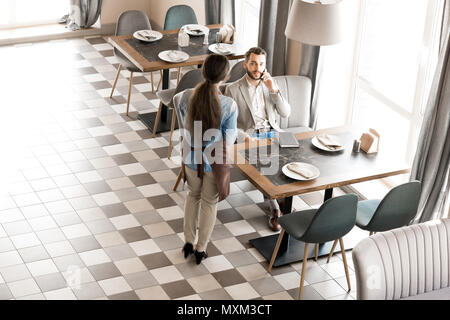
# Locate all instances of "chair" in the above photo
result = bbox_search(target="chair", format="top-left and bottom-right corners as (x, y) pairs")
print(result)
(172, 90), (188, 191)
(356, 181), (422, 234)
(227, 60), (246, 83)
(352, 218), (450, 300)
(164, 5), (198, 85)
(268, 194), (358, 299)
(326, 181), (421, 263)
(110, 10), (162, 116)
(152, 69), (204, 159)
(273, 75), (313, 133)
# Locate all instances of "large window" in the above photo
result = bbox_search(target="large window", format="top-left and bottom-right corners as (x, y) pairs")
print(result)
(235, 0), (261, 48)
(0, 0), (68, 29)
(351, 0), (443, 163)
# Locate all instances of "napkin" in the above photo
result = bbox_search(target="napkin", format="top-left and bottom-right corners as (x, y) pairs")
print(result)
(168, 51), (184, 62)
(219, 24), (235, 43)
(186, 26), (203, 34)
(287, 163), (315, 179)
(317, 134), (342, 150)
(216, 45), (231, 54)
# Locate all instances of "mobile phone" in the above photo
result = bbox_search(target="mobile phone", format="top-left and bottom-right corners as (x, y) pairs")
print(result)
(259, 69), (266, 80)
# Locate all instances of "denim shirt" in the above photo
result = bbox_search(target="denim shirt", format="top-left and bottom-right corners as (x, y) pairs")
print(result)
(176, 89), (238, 172)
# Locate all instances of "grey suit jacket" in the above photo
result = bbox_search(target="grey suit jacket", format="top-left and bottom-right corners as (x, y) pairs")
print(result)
(224, 76), (291, 138)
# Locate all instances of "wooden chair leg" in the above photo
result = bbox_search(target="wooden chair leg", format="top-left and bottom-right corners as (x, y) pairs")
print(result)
(327, 239), (338, 263)
(157, 70), (163, 90)
(173, 169), (183, 191)
(168, 108), (176, 159)
(298, 243), (309, 300)
(151, 72), (155, 93)
(268, 229), (285, 272)
(110, 64), (122, 98)
(152, 101), (163, 138)
(126, 71), (134, 116)
(339, 238), (351, 291)
(314, 243), (319, 261)
(177, 67), (181, 85)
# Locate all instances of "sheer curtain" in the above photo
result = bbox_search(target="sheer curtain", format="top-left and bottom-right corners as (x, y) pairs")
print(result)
(68, 0), (102, 31)
(410, 1), (450, 222)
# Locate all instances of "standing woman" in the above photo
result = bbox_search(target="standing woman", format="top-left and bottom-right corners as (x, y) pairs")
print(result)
(176, 54), (238, 264)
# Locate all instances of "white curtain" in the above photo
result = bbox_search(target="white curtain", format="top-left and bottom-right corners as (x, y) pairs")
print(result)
(68, 0), (102, 31)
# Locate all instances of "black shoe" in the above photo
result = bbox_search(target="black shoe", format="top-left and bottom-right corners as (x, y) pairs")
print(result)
(182, 243), (194, 259)
(194, 250), (208, 264)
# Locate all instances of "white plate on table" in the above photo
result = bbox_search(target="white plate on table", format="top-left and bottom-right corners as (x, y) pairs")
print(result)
(311, 135), (345, 152)
(282, 162), (320, 181)
(158, 50), (190, 63)
(133, 30), (163, 42)
(181, 24), (209, 36)
(208, 43), (233, 55)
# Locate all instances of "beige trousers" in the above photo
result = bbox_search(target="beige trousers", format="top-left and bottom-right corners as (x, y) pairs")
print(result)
(184, 166), (219, 252)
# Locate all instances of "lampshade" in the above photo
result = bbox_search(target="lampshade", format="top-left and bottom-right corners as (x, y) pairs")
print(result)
(285, 0), (342, 46)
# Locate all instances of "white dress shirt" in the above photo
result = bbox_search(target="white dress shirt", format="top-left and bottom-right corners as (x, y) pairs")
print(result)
(246, 78), (270, 130)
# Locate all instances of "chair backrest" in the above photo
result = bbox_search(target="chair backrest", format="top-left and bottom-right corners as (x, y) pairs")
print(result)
(366, 181), (422, 232)
(301, 194), (358, 244)
(273, 75), (312, 129)
(352, 218), (450, 300)
(164, 5), (198, 30)
(227, 60), (246, 83)
(115, 10), (151, 36)
(114, 11), (151, 59)
(174, 69), (204, 96)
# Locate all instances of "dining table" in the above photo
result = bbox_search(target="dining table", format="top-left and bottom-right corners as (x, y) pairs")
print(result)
(108, 24), (246, 134)
(233, 126), (410, 267)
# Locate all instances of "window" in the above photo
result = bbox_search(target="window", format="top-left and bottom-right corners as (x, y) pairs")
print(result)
(235, 0), (261, 48)
(351, 0), (443, 163)
(0, 0), (68, 29)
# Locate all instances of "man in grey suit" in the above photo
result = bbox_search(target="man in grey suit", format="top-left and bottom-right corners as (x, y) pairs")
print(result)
(224, 47), (291, 231)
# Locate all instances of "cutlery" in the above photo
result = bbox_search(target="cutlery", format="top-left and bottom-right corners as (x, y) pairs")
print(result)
(138, 32), (156, 40)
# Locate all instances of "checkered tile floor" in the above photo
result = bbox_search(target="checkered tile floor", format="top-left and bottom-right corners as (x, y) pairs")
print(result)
(0, 36), (362, 300)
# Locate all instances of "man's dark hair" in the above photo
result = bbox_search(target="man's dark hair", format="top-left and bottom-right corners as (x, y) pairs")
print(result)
(245, 47), (267, 61)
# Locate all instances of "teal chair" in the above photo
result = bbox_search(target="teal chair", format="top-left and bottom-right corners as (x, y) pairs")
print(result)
(164, 5), (198, 85)
(326, 181), (422, 263)
(355, 181), (421, 234)
(268, 194), (358, 300)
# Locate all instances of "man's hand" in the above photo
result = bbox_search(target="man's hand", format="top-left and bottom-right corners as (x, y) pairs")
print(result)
(261, 71), (278, 93)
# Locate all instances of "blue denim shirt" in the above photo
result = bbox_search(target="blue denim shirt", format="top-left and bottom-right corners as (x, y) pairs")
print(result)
(176, 89), (238, 172)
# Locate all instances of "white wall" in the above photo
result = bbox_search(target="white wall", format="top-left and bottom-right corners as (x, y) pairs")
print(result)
(101, 0), (205, 30)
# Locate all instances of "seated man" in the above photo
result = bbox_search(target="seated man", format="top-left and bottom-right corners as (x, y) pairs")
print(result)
(224, 47), (291, 231)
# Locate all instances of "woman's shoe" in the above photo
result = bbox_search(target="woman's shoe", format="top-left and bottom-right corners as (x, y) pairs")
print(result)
(194, 250), (208, 264)
(182, 243), (194, 258)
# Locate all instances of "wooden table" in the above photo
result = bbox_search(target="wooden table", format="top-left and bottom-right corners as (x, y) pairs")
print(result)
(233, 126), (410, 267)
(108, 24), (246, 134)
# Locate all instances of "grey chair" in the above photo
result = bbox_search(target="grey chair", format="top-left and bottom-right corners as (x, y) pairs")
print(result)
(164, 5), (198, 85)
(356, 181), (422, 235)
(268, 194), (358, 299)
(227, 60), (246, 83)
(110, 10), (162, 115)
(273, 75), (313, 133)
(152, 69), (204, 159)
(326, 181), (422, 263)
(172, 90), (188, 191)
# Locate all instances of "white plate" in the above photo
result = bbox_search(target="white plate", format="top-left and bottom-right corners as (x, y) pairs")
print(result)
(158, 50), (190, 63)
(181, 24), (209, 36)
(282, 162), (320, 181)
(133, 30), (163, 42)
(208, 43), (233, 55)
(312, 135), (344, 152)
